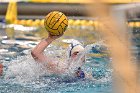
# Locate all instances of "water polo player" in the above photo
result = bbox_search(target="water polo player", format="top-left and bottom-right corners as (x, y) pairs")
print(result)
(0, 34), (86, 79)
(31, 33), (86, 78)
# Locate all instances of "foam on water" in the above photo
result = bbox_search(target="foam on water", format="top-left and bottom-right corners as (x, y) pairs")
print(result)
(3, 54), (46, 82)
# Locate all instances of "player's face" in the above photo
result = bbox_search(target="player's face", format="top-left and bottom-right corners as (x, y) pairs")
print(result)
(71, 51), (79, 58)
(71, 51), (85, 63)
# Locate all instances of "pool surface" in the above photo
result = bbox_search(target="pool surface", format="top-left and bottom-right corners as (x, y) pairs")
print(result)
(0, 22), (139, 93)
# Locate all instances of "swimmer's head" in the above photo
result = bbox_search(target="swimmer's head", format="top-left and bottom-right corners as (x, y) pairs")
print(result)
(66, 40), (85, 71)
(68, 40), (85, 59)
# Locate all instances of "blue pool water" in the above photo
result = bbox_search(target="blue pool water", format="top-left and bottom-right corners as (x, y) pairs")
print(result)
(0, 23), (139, 93)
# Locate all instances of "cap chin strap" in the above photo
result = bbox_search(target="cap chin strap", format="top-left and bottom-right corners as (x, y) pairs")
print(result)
(69, 43), (81, 57)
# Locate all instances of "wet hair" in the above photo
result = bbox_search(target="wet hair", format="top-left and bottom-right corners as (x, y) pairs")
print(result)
(76, 67), (85, 79)
(78, 67), (81, 70)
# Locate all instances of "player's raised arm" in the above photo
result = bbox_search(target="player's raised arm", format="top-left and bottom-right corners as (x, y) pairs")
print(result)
(31, 34), (62, 62)
(31, 11), (68, 62)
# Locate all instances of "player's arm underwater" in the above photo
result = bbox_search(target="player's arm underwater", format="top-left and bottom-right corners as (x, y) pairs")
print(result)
(31, 34), (62, 62)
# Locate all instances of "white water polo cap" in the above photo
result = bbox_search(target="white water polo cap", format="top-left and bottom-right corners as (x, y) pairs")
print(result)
(68, 40), (84, 57)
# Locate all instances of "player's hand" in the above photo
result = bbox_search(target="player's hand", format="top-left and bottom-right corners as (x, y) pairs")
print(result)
(48, 33), (63, 40)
